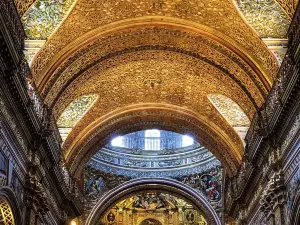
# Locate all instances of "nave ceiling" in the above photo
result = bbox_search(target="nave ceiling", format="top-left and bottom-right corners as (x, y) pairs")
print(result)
(13, 0), (299, 177)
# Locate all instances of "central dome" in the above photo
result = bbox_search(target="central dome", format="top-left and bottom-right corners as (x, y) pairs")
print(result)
(87, 130), (220, 178)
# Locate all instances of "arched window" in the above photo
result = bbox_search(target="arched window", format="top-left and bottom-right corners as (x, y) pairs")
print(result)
(145, 129), (161, 150)
(0, 197), (15, 225)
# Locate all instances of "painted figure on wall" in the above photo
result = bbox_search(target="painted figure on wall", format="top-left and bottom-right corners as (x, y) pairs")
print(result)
(200, 175), (220, 201)
(86, 175), (105, 195)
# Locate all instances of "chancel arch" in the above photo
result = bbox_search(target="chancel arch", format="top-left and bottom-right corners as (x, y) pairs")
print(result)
(65, 104), (242, 178)
(85, 178), (222, 225)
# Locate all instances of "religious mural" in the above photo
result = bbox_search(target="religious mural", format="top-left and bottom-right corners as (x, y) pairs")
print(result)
(99, 191), (208, 225)
(178, 166), (223, 219)
(84, 164), (223, 220)
(85, 176), (105, 196)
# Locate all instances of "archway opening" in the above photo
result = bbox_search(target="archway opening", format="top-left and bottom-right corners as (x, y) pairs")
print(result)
(85, 178), (221, 225)
(98, 191), (207, 225)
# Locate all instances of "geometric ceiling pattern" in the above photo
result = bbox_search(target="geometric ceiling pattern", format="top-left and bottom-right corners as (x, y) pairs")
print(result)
(16, 0), (299, 177)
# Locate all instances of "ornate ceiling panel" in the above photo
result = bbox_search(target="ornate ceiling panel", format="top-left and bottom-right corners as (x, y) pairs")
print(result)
(40, 26), (268, 113)
(57, 94), (98, 141)
(22, 0), (76, 40)
(30, 0), (278, 84)
(57, 94), (98, 128)
(234, 0), (291, 38)
(208, 94), (250, 127)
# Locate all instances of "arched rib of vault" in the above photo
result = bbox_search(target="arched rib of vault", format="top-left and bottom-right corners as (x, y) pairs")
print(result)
(51, 51), (259, 120)
(66, 104), (242, 178)
(86, 178), (222, 225)
(39, 22), (269, 113)
(53, 55), (253, 162)
(33, 16), (277, 94)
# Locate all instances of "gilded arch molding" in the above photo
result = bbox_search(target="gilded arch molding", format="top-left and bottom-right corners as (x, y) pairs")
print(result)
(66, 104), (242, 178)
(32, 0), (276, 83)
(86, 178), (222, 225)
(35, 18), (275, 94)
(13, 0), (36, 16)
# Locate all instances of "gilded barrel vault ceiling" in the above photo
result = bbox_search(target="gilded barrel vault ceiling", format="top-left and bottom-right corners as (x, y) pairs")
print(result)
(42, 25), (268, 109)
(30, 0), (279, 84)
(16, 0), (298, 177)
(56, 55), (255, 157)
(42, 23), (266, 177)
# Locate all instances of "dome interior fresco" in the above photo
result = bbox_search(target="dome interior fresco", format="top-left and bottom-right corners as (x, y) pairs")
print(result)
(14, 0), (299, 178)
(87, 129), (221, 177)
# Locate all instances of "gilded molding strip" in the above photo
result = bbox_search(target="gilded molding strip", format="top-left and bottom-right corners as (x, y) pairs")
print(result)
(274, 0), (299, 19)
(13, 0), (36, 16)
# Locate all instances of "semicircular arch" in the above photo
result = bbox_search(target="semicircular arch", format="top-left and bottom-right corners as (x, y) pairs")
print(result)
(35, 16), (275, 100)
(86, 178), (222, 225)
(66, 104), (242, 178)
